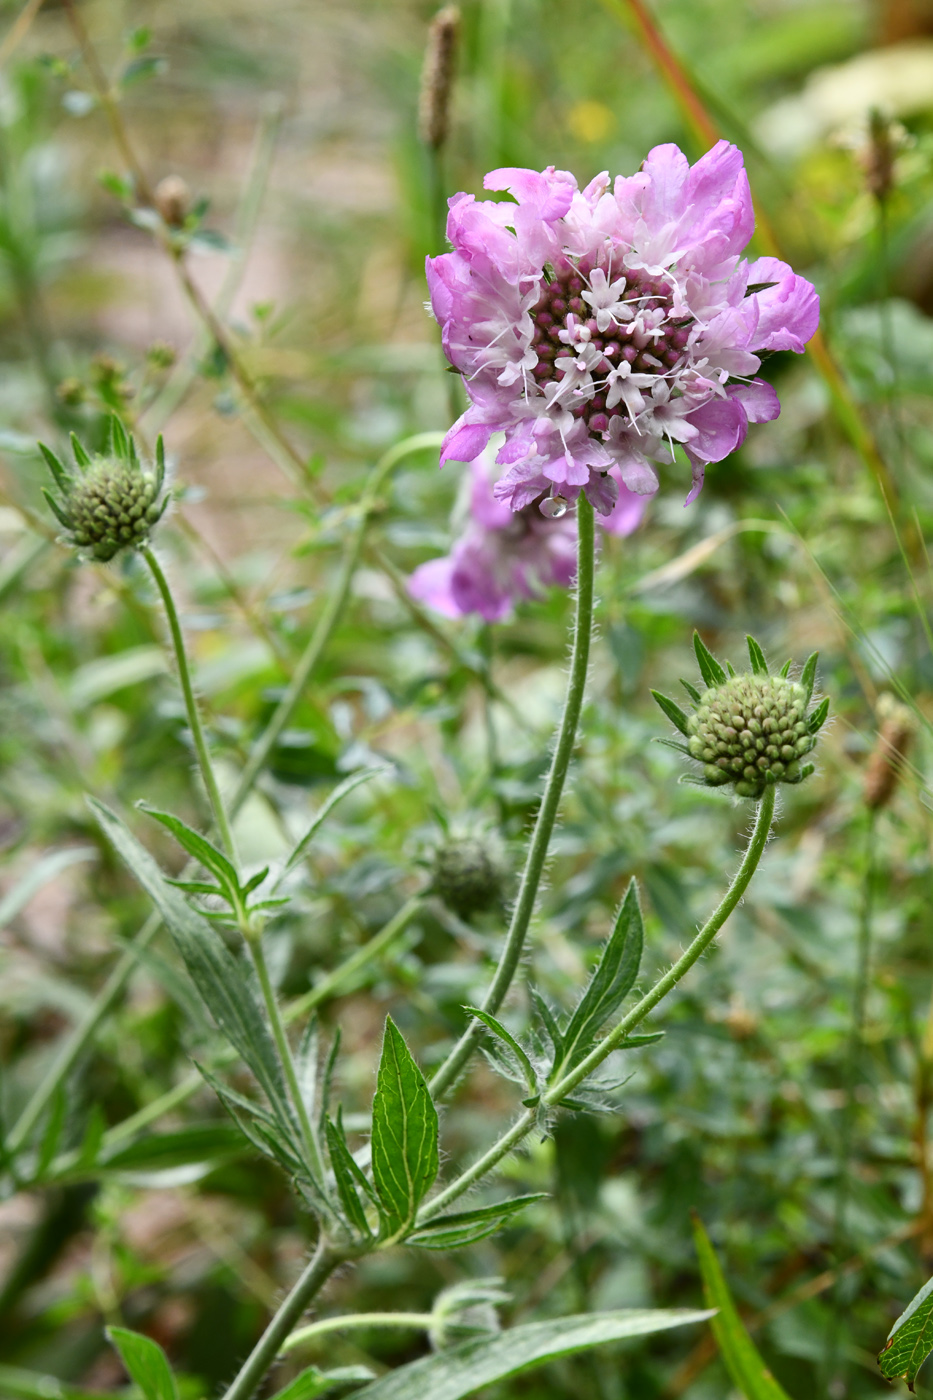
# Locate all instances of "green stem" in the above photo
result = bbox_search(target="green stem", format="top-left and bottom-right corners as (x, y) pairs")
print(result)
(220, 1239), (345, 1400)
(419, 786), (776, 1221)
(142, 546), (237, 862)
(246, 932), (329, 1198)
(429, 493), (596, 1100)
(232, 433), (443, 809)
(46, 896), (425, 1175)
(282, 1310), (435, 1353)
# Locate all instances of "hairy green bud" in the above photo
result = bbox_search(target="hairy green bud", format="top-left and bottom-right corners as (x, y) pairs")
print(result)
(653, 633), (829, 799)
(430, 834), (507, 919)
(40, 415), (169, 563)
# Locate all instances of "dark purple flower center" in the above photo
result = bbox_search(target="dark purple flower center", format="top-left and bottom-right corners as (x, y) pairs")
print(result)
(530, 261), (693, 435)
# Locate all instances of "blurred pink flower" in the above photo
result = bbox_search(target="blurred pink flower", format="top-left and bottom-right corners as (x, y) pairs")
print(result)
(427, 142), (818, 515)
(408, 457), (649, 622)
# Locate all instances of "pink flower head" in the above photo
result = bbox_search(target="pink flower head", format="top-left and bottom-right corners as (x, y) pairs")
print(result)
(427, 143), (819, 515)
(408, 455), (650, 622)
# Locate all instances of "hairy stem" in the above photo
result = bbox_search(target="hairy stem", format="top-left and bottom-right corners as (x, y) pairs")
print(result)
(246, 932), (330, 1202)
(142, 547), (238, 862)
(420, 786), (776, 1220)
(283, 1311), (436, 1353)
(220, 1238), (345, 1400)
(429, 493), (596, 1100)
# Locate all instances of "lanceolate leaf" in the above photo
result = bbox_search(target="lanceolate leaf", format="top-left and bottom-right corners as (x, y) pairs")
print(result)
(350, 1309), (713, 1400)
(326, 1116), (374, 1238)
(371, 1017), (438, 1239)
(272, 1366), (376, 1400)
(651, 690), (691, 736)
(464, 1008), (537, 1096)
(878, 1273), (933, 1391)
(745, 636), (768, 676)
(559, 880), (644, 1072)
(692, 1214), (791, 1400)
(799, 651), (819, 703)
(89, 800), (294, 1136)
(140, 805), (240, 904)
(693, 632), (726, 689)
(285, 767), (388, 873)
(106, 1327), (179, 1400)
(409, 1194), (547, 1250)
(807, 696), (830, 733)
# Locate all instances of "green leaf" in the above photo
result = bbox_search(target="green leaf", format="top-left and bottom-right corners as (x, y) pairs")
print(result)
(779, 659), (792, 678)
(463, 1008), (537, 1096)
(351, 1309), (713, 1400)
(42, 487), (72, 529)
(746, 636), (769, 676)
(807, 696), (830, 734)
(371, 1016), (439, 1239)
(272, 1366), (376, 1400)
(285, 767), (388, 873)
(99, 1124), (245, 1173)
(325, 1116), (374, 1238)
(106, 1327), (179, 1400)
(799, 651), (819, 702)
(530, 990), (563, 1064)
(89, 800), (294, 1136)
(651, 690), (691, 736)
(139, 805), (241, 905)
(559, 880), (644, 1072)
(692, 1214), (791, 1400)
(120, 55), (167, 88)
(680, 677), (702, 704)
(0, 1363), (119, 1400)
(409, 1194), (547, 1249)
(38, 441), (72, 491)
(693, 632), (726, 689)
(878, 1273), (933, 1390)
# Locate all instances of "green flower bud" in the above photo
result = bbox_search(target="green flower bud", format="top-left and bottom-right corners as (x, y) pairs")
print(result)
(40, 416), (169, 562)
(430, 833), (507, 919)
(652, 633), (829, 800)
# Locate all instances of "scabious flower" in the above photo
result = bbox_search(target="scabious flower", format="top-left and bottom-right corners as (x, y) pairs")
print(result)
(427, 141), (819, 515)
(408, 452), (647, 621)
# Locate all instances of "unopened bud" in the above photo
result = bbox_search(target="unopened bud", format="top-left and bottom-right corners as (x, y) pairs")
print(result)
(154, 174), (191, 227)
(430, 833), (506, 919)
(40, 416), (170, 563)
(653, 634), (829, 800)
(863, 694), (916, 811)
(418, 6), (460, 150)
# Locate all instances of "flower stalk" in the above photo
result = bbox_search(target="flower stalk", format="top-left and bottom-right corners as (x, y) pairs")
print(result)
(430, 493), (596, 1099)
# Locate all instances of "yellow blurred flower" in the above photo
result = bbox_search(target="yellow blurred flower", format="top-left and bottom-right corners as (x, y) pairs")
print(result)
(567, 99), (615, 144)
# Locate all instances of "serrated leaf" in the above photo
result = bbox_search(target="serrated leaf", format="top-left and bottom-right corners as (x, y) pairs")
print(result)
(89, 800), (295, 1136)
(878, 1273), (933, 1390)
(651, 690), (690, 736)
(692, 1214), (791, 1400)
(106, 1327), (179, 1400)
(799, 651), (819, 702)
(559, 880), (644, 1073)
(351, 1308), (713, 1400)
(272, 1366), (376, 1400)
(746, 636), (768, 676)
(325, 1117), (374, 1238)
(807, 696), (829, 733)
(371, 1017), (438, 1240)
(464, 1008), (537, 1096)
(410, 1194), (546, 1249)
(693, 632), (726, 689)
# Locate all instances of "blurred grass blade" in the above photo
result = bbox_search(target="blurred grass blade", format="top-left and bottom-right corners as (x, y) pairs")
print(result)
(878, 1274), (933, 1391)
(0, 847), (95, 933)
(285, 767), (389, 873)
(692, 1214), (792, 1399)
(371, 1016), (438, 1239)
(0, 1365), (117, 1400)
(351, 1309), (713, 1400)
(106, 1327), (179, 1400)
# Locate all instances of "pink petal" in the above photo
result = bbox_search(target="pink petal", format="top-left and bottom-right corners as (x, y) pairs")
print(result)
(730, 379), (780, 423)
(483, 165), (577, 222)
(440, 418), (495, 468)
(745, 257), (820, 353)
(683, 396), (749, 463)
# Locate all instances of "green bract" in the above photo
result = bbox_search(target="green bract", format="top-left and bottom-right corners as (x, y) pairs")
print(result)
(653, 634), (830, 799)
(40, 416), (169, 562)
